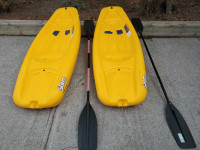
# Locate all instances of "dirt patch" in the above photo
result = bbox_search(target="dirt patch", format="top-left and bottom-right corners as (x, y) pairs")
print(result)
(0, 0), (199, 21)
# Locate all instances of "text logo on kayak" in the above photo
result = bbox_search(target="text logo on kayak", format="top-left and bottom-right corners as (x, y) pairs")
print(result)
(57, 77), (67, 91)
(143, 75), (147, 88)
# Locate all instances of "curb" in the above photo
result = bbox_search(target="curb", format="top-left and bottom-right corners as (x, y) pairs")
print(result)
(0, 20), (200, 37)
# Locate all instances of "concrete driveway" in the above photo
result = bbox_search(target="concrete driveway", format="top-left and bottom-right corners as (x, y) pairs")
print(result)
(0, 36), (199, 150)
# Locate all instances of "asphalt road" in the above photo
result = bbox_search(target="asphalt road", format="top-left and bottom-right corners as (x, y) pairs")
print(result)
(0, 36), (199, 150)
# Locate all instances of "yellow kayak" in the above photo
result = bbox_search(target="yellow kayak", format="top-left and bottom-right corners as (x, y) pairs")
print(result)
(93, 6), (147, 107)
(13, 7), (81, 109)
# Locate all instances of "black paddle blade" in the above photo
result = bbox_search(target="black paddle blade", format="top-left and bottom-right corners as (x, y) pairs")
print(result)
(166, 102), (196, 149)
(84, 20), (95, 35)
(78, 102), (97, 150)
(131, 18), (143, 32)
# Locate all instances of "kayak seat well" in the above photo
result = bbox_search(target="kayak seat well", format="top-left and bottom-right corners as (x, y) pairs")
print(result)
(33, 26), (74, 62)
(20, 68), (57, 108)
(104, 67), (137, 107)
(100, 27), (134, 62)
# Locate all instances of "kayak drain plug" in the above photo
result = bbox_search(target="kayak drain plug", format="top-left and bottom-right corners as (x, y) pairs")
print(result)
(118, 99), (128, 107)
(30, 101), (38, 109)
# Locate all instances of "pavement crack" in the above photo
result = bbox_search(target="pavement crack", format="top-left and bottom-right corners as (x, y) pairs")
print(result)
(46, 109), (52, 126)
(43, 107), (57, 150)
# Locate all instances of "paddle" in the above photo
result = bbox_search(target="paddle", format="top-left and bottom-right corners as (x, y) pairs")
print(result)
(78, 20), (97, 150)
(131, 18), (196, 149)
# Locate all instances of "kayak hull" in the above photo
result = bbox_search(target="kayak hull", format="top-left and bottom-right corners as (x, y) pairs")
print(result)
(93, 6), (147, 107)
(13, 7), (81, 109)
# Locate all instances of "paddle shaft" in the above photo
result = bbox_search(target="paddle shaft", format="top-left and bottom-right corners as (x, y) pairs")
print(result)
(86, 33), (91, 148)
(87, 35), (91, 103)
(139, 31), (171, 104)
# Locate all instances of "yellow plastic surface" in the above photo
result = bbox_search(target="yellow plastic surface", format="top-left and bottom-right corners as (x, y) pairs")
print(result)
(13, 7), (81, 109)
(93, 6), (147, 107)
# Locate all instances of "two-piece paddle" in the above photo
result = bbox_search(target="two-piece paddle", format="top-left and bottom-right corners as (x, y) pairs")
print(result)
(78, 20), (97, 150)
(131, 18), (196, 149)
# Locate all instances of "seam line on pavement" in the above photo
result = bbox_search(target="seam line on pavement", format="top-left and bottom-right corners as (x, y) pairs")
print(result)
(43, 107), (57, 150)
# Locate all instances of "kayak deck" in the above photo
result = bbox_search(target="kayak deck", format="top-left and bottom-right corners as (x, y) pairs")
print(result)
(93, 6), (147, 107)
(13, 7), (81, 109)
